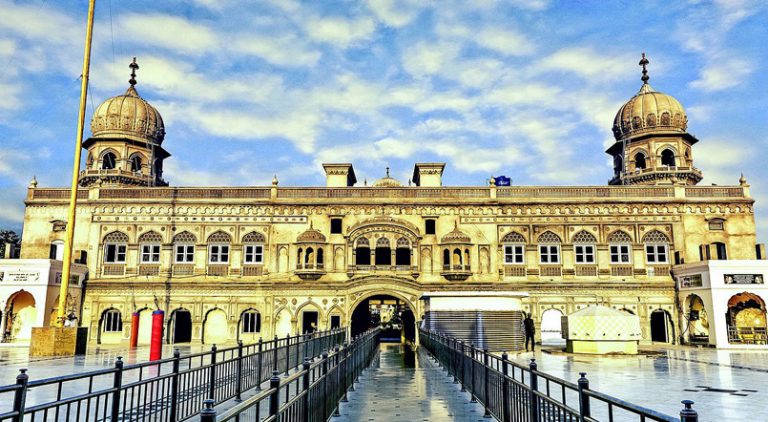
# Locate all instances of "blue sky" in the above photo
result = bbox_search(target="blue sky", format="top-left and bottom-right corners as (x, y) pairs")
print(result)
(0, 0), (766, 240)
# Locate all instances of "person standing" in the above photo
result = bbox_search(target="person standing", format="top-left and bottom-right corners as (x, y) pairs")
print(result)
(524, 314), (536, 352)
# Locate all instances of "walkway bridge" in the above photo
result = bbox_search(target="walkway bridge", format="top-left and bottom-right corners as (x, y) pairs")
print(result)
(0, 328), (699, 422)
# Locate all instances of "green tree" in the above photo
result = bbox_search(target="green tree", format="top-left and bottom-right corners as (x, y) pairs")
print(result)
(0, 230), (20, 258)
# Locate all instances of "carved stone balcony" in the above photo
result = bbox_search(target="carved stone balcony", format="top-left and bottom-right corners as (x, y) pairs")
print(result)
(347, 265), (418, 278)
(295, 263), (326, 280)
(441, 264), (471, 281)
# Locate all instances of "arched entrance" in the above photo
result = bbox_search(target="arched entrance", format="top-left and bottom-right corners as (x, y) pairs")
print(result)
(540, 308), (564, 346)
(727, 292), (767, 345)
(685, 294), (709, 344)
(168, 309), (192, 344)
(650, 309), (673, 343)
(274, 308), (293, 337)
(350, 294), (415, 343)
(3, 291), (37, 342)
(203, 308), (228, 345)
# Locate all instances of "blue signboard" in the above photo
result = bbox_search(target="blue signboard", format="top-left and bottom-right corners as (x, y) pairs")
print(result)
(495, 176), (511, 186)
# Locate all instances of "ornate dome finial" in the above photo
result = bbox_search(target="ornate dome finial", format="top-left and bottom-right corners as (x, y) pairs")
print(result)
(739, 173), (748, 186)
(129, 57), (139, 87)
(639, 52), (650, 84)
(29, 175), (38, 188)
(386, 166), (390, 177)
(272, 174), (279, 186)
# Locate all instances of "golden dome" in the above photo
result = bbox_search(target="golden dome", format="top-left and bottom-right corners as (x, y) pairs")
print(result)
(90, 59), (165, 144)
(372, 167), (402, 187)
(612, 54), (687, 140)
(441, 222), (471, 244)
(297, 224), (326, 243)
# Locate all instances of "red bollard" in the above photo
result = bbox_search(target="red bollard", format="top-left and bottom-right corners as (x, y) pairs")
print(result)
(129, 312), (139, 348)
(149, 310), (165, 361)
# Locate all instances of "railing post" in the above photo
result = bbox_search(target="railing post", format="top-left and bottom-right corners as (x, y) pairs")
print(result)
(348, 341), (355, 392)
(501, 352), (510, 422)
(268, 371), (281, 419)
(452, 338), (459, 384)
(578, 372), (591, 420)
(235, 340), (244, 402)
(470, 344), (477, 403)
(483, 349), (491, 418)
(209, 345), (217, 402)
(257, 337), (263, 389)
(111, 357), (124, 422)
(680, 400), (698, 422)
(285, 333), (291, 375)
(302, 358), (311, 422)
(273, 335), (279, 372)
(460, 341), (467, 392)
(11, 368), (28, 422)
(333, 345), (341, 417)
(341, 343), (350, 401)
(529, 358), (540, 422)
(322, 352), (329, 419)
(200, 398), (216, 422)
(170, 349), (180, 422)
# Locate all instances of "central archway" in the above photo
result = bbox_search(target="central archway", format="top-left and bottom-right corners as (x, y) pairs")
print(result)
(350, 294), (416, 343)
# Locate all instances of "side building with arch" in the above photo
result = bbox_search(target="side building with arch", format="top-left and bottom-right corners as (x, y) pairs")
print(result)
(10, 56), (767, 349)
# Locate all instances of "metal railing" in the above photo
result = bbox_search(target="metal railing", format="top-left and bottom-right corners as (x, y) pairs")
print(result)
(420, 328), (699, 422)
(0, 328), (345, 422)
(200, 327), (381, 422)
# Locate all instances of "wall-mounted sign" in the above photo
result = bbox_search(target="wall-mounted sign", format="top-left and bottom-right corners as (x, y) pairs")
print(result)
(3, 271), (41, 283)
(495, 176), (512, 186)
(724, 274), (764, 285)
(680, 274), (703, 288)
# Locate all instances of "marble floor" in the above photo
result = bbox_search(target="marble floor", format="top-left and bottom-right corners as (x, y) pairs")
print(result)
(335, 342), (492, 422)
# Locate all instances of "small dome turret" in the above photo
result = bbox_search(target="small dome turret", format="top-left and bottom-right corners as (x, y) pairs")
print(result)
(297, 223), (326, 243)
(441, 222), (471, 244)
(90, 58), (165, 144)
(372, 167), (402, 187)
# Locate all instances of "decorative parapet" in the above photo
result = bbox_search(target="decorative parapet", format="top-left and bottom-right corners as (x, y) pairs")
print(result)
(25, 185), (750, 202)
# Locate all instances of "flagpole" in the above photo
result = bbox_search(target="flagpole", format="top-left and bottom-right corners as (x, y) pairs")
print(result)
(57, 0), (96, 326)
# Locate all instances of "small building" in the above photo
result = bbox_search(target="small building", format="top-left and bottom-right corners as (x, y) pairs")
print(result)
(0, 259), (87, 344)
(562, 305), (641, 354)
(675, 260), (768, 348)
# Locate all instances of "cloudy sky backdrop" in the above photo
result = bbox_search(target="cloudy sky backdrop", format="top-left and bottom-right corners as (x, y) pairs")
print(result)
(0, 0), (766, 239)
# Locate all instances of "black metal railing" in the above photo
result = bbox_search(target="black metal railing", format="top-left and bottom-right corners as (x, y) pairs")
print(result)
(0, 328), (346, 422)
(199, 327), (381, 422)
(420, 328), (699, 422)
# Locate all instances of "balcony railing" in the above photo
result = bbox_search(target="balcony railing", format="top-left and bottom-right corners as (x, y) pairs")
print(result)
(207, 265), (229, 277)
(138, 264), (160, 276)
(574, 265), (597, 277)
(102, 264), (126, 276)
(241, 265), (264, 277)
(503, 265), (526, 277)
(172, 264), (195, 276)
(540, 265), (562, 277)
(611, 265), (633, 277)
(441, 264), (471, 281)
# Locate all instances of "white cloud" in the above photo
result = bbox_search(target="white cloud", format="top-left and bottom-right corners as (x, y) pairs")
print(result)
(689, 56), (755, 91)
(232, 34), (322, 67)
(366, 0), (423, 27)
(305, 16), (376, 46)
(534, 47), (634, 81)
(473, 27), (536, 56)
(118, 13), (218, 55)
(402, 42), (460, 77)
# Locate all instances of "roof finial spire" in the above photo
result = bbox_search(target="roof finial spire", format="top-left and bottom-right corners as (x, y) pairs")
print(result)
(639, 52), (649, 84)
(386, 166), (390, 177)
(129, 57), (139, 87)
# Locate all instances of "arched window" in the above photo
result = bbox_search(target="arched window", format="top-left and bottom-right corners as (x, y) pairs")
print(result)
(375, 237), (391, 266)
(317, 248), (324, 266)
(103, 231), (128, 263)
(660, 112), (671, 126)
(129, 154), (143, 173)
(572, 231), (596, 264)
(207, 231), (231, 264)
(305, 247), (314, 266)
(102, 309), (122, 332)
(608, 231), (632, 264)
(537, 231), (561, 264)
(684, 148), (691, 165)
(138, 231), (162, 264)
(646, 113), (656, 127)
(101, 152), (117, 170)
(395, 237), (411, 266)
(242, 310), (261, 333)
(632, 116), (642, 129)
(355, 238), (371, 266)
(634, 153), (647, 170)
(443, 249), (450, 269)
(643, 230), (669, 264)
(660, 149), (675, 167)
(243, 232), (265, 265)
(173, 231), (196, 263)
(503, 231), (525, 265)
(453, 248), (462, 267)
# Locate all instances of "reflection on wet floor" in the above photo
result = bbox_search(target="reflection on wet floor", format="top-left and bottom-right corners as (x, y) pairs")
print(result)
(335, 343), (490, 422)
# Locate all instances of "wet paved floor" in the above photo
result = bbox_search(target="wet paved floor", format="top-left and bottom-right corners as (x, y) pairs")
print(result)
(336, 343), (492, 422)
